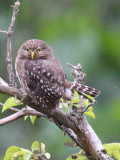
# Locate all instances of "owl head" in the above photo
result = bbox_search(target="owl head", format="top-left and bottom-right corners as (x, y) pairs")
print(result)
(18, 39), (54, 60)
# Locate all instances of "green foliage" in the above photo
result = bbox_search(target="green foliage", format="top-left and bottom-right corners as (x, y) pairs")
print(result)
(104, 143), (120, 160)
(2, 97), (23, 112)
(59, 90), (95, 119)
(31, 141), (40, 152)
(66, 143), (120, 160)
(24, 115), (37, 124)
(66, 151), (87, 160)
(4, 141), (51, 160)
(30, 115), (37, 125)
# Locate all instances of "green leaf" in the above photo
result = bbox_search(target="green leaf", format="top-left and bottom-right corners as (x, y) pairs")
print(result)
(20, 148), (32, 154)
(31, 141), (40, 152)
(4, 146), (21, 160)
(112, 150), (120, 159)
(11, 151), (25, 160)
(24, 116), (29, 121)
(104, 143), (120, 159)
(66, 153), (87, 160)
(30, 116), (37, 124)
(83, 93), (94, 101)
(88, 106), (93, 111)
(2, 97), (23, 112)
(41, 143), (46, 154)
(85, 111), (95, 119)
(44, 152), (51, 159)
(4, 154), (14, 160)
(71, 91), (79, 104)
(83, 99), (90, 107)
(5, 146), (21, 155)
(104, 143), (120, 150)
(71, 96), (79, 104)
(23, 152), (31, 160)
(18, 156), (23, 160)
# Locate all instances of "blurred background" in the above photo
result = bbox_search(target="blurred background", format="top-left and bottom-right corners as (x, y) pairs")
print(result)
(0, 0), (120, 159)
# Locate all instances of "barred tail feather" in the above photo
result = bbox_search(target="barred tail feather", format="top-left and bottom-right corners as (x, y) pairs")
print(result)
(71, 82), (100, 98)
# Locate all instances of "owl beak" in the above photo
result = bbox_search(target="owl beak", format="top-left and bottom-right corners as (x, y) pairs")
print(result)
(30, 51), (35, 60)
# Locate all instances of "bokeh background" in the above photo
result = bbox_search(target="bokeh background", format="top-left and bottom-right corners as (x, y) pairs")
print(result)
(0, 0), (120, 159)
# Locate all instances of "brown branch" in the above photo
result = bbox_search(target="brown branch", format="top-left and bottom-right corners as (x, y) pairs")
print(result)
(0, 1), (20, 87)
(0, 102), (20, 112)
(0, 83), (112, 160)
(0, 1), (113, 159)
(0, 108), (46, 126)
(0, 30), (8, 34)
(7, 1), (20, 87)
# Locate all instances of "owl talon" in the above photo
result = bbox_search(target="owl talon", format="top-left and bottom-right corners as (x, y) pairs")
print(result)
(14, 94), (27, 104)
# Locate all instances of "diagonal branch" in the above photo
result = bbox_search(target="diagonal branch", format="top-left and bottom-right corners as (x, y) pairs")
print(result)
(0, 83), (112, 160)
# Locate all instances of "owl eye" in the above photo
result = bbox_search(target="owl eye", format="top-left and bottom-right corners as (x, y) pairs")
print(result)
(25, 48), (29, 52)
(37, 49), (42, 54)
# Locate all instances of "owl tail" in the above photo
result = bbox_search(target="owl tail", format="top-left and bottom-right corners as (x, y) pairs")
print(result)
(71, 82), (100, 99)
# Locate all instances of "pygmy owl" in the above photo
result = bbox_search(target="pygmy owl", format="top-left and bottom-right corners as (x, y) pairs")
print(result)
(15, 39), (100, 110)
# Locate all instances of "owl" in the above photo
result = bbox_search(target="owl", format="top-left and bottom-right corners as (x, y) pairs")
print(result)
(15, 39), (100, 110)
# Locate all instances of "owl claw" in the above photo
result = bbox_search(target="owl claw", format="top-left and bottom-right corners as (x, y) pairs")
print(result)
(14, 94), (27, 104)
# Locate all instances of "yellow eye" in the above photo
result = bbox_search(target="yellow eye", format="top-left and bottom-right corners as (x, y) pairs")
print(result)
(38, 49), (42, 54)
(25, 48), (29, 52)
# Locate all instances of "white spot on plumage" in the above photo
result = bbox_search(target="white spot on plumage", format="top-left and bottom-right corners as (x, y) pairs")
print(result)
(37, 75), (39, 79)
(41, 69), (46, 73)
(65, 88), (72, 99)
(47, 72), (50, 77)
(50, 77), (54, 82)
(33, 67), (36, 70)
(40, 79), (43, 83)
(26, 70), (29, 74)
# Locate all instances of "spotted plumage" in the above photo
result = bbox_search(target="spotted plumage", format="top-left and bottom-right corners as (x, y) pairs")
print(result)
(15, 39), (100, 110)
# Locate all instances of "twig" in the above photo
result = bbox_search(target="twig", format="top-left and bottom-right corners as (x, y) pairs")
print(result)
(0, 30), (8, 34)
(7, 1), (20, 87)
(0, 102), (20, 112)
(0, 1), (20, 87)
(0, 108), (46, 126)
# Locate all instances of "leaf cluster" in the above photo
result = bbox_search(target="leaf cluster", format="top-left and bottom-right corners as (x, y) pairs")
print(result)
(4, 141), (50, 160)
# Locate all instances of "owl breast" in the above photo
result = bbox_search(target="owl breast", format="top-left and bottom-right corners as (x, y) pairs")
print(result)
(22, 58), (66, 109)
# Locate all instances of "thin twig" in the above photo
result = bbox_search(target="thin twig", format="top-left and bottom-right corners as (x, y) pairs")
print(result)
(0, 108), (46, 126)
(0, 102), (20, 112)
(0, 30), (8, 34)
(6, 1), (20, 87)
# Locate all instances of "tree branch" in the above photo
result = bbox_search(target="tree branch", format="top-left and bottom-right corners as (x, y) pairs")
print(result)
(0, 1), (20, 87)
(0, 108), (46, 126)
(0, 1), (113, 159)
(0, 30), (8, 34)
(0, 82), (112, 159)
(0, 102), (20, 112)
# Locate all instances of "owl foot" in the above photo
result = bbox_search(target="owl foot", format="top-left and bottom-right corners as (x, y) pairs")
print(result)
(14, 93), (27, 104)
